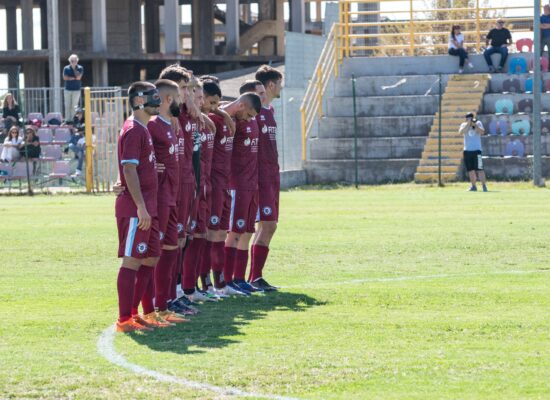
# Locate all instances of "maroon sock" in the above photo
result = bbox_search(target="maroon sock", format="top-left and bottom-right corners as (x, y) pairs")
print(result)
(211, 241), (225, 288)
(130, 265), (153, 316)
(182, 238), (206, 292)
(223, 246), (237, 283)
(117, 266), (137, 322)
(170, 248), (183, 300)
(249, 244), (270, 282)
(155, 249), (178, 311)
(233, 249), (249, 281)
(142, 277), (155, 315)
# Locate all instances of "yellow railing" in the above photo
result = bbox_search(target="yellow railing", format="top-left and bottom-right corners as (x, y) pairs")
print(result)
(300, 23), (342, 161)
(339, 0), (535, 57)
(84, 87), (130, 193)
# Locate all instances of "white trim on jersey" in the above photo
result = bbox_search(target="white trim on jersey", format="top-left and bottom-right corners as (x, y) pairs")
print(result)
(124, 217), (139, 257)
(229, 189), (236, 230)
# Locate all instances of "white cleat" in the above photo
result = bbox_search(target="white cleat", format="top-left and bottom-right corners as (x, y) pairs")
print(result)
(187, 290), (217, 303)
(209, 286), (229, 298)
(219, 285), (247, 296)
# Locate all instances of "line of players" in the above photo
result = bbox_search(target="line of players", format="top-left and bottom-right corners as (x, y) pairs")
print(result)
(114, 64), (283, 332)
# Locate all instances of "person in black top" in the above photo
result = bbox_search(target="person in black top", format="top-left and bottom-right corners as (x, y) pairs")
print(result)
(2, 92), (21, 130)
(483, 19), (513, 73)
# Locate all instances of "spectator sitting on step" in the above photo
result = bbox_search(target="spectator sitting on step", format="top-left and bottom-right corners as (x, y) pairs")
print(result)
(1, 126), (22, 163)
(460, 112), (488, 192)
(448, 25), (474, 74)
(483, 19), (513, 73)
(72, 107), (85, 133)
(2, 92), (21, 130)
(19, 125), (41, 159)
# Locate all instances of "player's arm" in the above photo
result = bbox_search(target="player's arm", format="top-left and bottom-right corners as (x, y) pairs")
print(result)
(203, 113), (216, 133)
(474, 122), (485, 135)
(122, 163), (151, 231)
(459, 123), (469, 135)
(212, 108), (236, 135)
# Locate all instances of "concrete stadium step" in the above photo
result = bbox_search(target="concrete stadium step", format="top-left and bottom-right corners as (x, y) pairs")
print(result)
(308, 137), (427, 160)
(305, 159), (420, 184)
(421, 150), (462, 159)
(414, 172), (459, 183)
(317, 116), (433, 139)
(326, 95), (438, 117)
(418, 157), (462, 166)
(416, 165), (459, 173)
(423, 142), (463, 151)
(334, 75), (446, 97)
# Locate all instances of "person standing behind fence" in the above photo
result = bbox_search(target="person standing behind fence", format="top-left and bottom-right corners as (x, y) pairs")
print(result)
(461, 112), (488, 192)
(63, 54), (84, 122)
(540, 5), (550, 65)
(483, 19), (512, 73)
(2, 93), (21, 130)
(448, 25), (473, 74)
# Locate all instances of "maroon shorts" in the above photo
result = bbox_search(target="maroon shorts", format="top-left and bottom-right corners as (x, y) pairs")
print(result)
(209, 183), (228, 231)
(158, 204), (179, 246)
(177, 182), (196, 239)
(229, 189), (258, 234)
(117, 216), (160, 259)
(257, 179), (280, 222)
(188, 185), (211, 235)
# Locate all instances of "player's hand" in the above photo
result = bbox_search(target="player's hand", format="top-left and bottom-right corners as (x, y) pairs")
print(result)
(156, 162), (165, 173)
(137, 205), (152, 231)
(112, 181), (125, 196)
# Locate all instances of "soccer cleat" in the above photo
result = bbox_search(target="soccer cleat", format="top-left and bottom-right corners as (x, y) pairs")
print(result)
(234, 279), (263, 293)
(220, 283), (248, 296)
(482, 184), (488, 192)
(250, 277), (278, 292)
(208, 286), (229, 298)
(168, 300), (197, 316)
(172, 298), (199, 314)
(158, 310), (189, 323)
(199, 289), (221, 301)
(142, 312), (175, 328)
(468, 186), (477, 192)
(116, 318), (152, 333)
(187, 290), (217, 303)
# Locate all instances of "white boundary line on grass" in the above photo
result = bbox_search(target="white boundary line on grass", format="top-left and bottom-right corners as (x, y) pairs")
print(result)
(98, 269), (549, 399)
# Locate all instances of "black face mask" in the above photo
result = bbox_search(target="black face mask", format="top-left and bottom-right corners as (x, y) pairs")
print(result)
(169, 101), (181, 117)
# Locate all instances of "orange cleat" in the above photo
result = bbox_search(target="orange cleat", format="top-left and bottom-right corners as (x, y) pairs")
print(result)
(142, 312), (175, 328)
(116, 318), (153, 333)
(158, 310), (189, 323)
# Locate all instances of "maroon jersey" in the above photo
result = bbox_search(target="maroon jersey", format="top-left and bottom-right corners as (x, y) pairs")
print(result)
(148, 116), (179, 206)
(209, 113), (233, 185)
(257, 106), (279, 182)
(199, 123), (215, 189)
(115, 117), (158, 218)
(177, 105), (197, 184)
(229, 117), (259, 190)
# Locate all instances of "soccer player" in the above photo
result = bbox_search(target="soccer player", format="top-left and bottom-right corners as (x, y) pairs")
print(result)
(250, 66), (283, 291)
(225, 83), (264, 295)
(142, 79), (188, 325)
(115, 81), (162, 333)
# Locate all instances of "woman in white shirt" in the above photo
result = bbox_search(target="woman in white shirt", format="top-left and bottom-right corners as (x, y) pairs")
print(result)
(1, 126), (22, 162)
(448, 25), (474, 73)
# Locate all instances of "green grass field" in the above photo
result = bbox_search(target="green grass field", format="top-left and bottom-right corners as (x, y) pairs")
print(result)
(2, 183), (550, 399)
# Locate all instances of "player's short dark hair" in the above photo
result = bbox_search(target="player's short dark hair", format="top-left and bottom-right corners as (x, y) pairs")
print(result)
(128, 81), (156, 107)
(255, 65), (283, 87)
(158, 64), (190, 84)
(154, 79), (179, 93)
(239, 92), (261, 114)
(203, 81), (222, 98)
(200, 74), (220, 85)
(239, 80), (263, 95)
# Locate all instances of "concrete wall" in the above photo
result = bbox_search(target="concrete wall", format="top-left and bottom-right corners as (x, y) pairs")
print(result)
(327, 95), (438, 117)
(317, 116), (433, 139)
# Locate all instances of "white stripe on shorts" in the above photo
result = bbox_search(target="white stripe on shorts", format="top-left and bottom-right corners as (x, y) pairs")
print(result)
(124, 217), (139, 257)
(229, 190), (236, 230)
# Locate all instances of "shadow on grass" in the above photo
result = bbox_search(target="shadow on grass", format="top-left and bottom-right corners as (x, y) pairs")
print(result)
(130, 291), (322, 355)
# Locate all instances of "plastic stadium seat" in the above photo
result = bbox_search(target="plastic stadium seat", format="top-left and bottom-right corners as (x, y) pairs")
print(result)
(41, 145), (62, 161)
(37, 128), (53, 144)
(511, 119), (531, 136)
(545, 80), (550, 93)
(524, 78), (544, 93)
(27, 112), (44, 122)
(45, 112), (63, 125)
(518, 98), (533, 113)
(47, 160), (71, 179)
(488, 119), (498, 135)
(495, 98), (514, 114)
(502, 78), (521, 93)
(516, 38), (533, 53)
(542, 118), (550, 134)
(52, 127), (72, 144)
(10, 162), (28, 180)
(0, 162), (10, 181)
(498, 118), (509, 136)
(505, 139), (525, 157)
(529, 57), (550, 73)
(508, 57), (527, 74)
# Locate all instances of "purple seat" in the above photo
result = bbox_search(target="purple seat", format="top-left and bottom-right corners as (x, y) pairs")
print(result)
(502, 78), (521, 93)
(37, 128), (53, 144)
(518, 98), (533, 113)
(542, 118), (550, 134)
(488, 119), (498, 135)
(505, 139), (525, 157)
(498, 118), (509, 136)
(45, 112), (63, 125)
(52, 127), (72, 144)
(27, 112), (44, 122)
(48, 160), (71, 179)
(41, 145), (62, 161)
(10, 162), (28, 180)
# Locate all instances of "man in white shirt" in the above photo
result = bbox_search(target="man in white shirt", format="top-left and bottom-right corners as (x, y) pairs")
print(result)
(460, 112), (487, 192)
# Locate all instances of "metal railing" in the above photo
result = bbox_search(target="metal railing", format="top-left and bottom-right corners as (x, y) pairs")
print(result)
(339, 0), (534, 57)
(300, 23), (341, 161)
(84, 87), (130, 193)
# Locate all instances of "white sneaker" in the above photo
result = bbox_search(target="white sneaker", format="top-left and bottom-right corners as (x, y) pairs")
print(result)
(458, 68), (464, 74)
(467, 62), (474, 69)
(209, 286), (229, 298)
(187, 290), (217, 303)
(219, 285), (247, 296)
